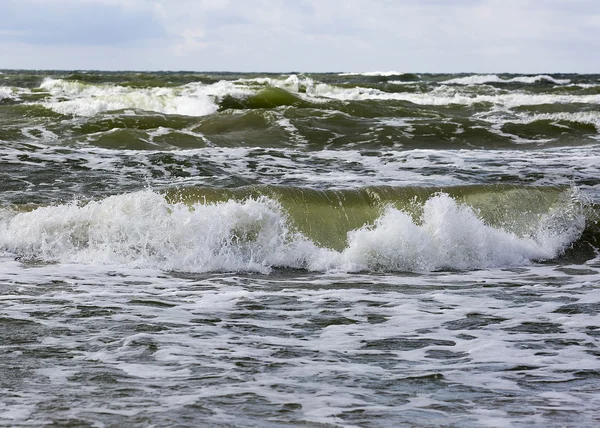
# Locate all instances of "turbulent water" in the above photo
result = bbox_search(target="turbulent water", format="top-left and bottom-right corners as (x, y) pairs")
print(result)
(1, 70), (600, 426)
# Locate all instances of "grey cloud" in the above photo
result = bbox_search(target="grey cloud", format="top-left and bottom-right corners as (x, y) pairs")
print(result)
(1, 0), (599, 72)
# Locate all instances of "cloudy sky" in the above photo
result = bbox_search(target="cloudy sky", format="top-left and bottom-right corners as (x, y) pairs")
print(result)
(1, 0), (599, 72)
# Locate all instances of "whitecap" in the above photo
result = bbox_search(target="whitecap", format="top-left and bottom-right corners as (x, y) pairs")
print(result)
(37, 78), (239, 117)
(338, 71), (406, 77)
(443, 74), (571, 85)
(0, 191), (585, 273)
(0, 86), (15, 101)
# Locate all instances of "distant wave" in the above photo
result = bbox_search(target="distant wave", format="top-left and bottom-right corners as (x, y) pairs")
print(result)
(25, 75), (599, 119)
(443, 74), (571, 85)
(38, 78), (251, 117)
(338, 71), (406, 77)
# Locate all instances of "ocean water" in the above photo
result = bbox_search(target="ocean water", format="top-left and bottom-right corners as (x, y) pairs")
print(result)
(1, 70), (599, 427)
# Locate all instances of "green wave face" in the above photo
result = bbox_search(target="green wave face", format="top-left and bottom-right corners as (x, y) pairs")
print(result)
(1, 185), (595, 272)
(219, 87), (308, 110)
(163, 184), (587, 251)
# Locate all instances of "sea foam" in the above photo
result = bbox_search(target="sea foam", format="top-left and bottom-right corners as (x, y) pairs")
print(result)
(34, 75), (599, 116)
(308, 83), (600, 108)
(513, 111), (600, 133)
(442, 74), (571, 85)
(0, 86), (15, 101)
(38, 78), (249, 117)
(0, 191), (585, 273)
(338, 71), (406, 77)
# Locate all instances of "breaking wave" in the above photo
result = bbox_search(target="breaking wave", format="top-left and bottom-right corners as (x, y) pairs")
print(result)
(20, 74), (600, 119)
(0, 86), (16, 101)
(338, 71), (407, 77)
(0, 187), (589, 273)
(38, 78), (251, 117)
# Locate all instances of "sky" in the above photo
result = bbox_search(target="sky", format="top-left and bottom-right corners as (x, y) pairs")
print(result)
(1, 0), (599, 72)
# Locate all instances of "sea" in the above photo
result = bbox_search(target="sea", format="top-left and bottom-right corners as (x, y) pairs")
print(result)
(0, 70), (599, 427)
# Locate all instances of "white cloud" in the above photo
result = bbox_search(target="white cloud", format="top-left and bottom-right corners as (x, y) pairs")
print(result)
(174, 29), (209, 55)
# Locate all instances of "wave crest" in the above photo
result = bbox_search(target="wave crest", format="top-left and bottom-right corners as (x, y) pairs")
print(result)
(38, 78), (253, 117)
(443, 74), (571, 86)
(0, 190), (587, 273)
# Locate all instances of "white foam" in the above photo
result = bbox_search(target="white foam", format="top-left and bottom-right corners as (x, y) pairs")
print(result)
(0, 191), (306, 273)
(240, 75), (589, 109)
(1, 247), (599, 426)
(335, 193), (582, 272)
(28, 74), (598, 119)
(0, 86), (15, 101)
(388, 80), (422, 85)
(38, 78), (231, 117)
(2, 140), (600, 193)
(0, 404), (35, 421)
(443, 74), (506, 85)
(564, 83), (600, 89)
(0, 191), (584, 274)
(339, 71), (406, 77)
(234, 74), (316, 95)
(21, 126), (58, 142)
(516, 111), (600, 132)
(510, 75), (571, 85)
(443, 74), (571, 85)
(308, 83), (600, 108)
(37, 75), (593, 117)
